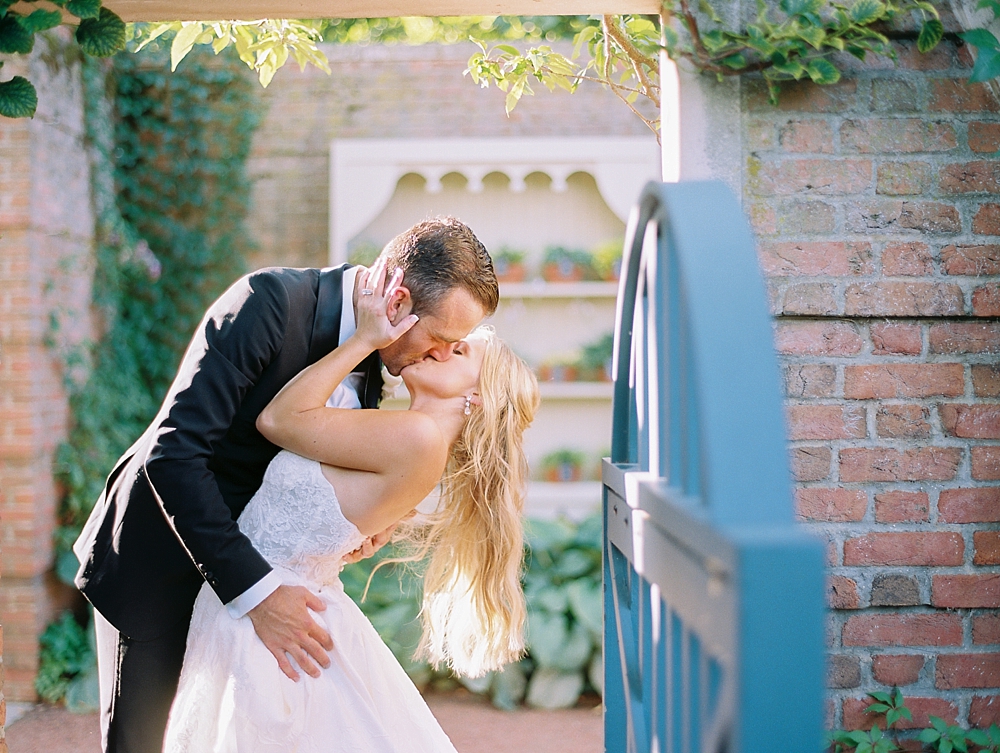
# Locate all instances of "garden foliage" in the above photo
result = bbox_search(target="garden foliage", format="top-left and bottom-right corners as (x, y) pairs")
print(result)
(341, 514), (604, 710)
(41, 46), (261, 698)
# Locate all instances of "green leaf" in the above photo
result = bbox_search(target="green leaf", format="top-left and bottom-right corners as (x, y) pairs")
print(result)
(962, 28), (1000, 51)
(0, 14), (34, 54)
(966, 729), (989, 746)
(781, 0), (823, 14)
(921, 728), (942, 743)
(721, 52), (748, 69)
(490, 662), (527, 710)
(66, 0), (101, 20)
(0, 75), (36, 118)
(970, 48), (1000, 84)
(170, 22), (204, 71)
(807, 58), (841, 84)
(76, 8), (126, 58)
(796, 23), (826, 49)
(918, 19), (944, 53)
(20, 9), (62, 33)
(699, 0), (722, 23)
(525, 666), (584, 709)
(850, 0), (887, 24)
(567, 579), (603, 637)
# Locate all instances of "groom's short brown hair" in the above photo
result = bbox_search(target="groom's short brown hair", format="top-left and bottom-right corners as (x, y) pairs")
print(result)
(380, 217), (499, 317)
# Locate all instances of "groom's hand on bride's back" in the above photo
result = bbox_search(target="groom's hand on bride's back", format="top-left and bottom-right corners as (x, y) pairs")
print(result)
(248, 585), (334, 681)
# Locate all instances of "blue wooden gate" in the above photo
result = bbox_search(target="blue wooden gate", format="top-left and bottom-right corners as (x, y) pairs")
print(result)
(602, 181), (825, 753)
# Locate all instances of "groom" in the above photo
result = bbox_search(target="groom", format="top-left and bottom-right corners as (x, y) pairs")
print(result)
(72, 217), (499, 753)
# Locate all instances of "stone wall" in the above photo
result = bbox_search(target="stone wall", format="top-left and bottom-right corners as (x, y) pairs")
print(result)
(0, 33), (94, 707)
(743, 38), (1000, 728)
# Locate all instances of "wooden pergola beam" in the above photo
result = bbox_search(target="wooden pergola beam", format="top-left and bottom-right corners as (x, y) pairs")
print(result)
(103, 1), (661, 23)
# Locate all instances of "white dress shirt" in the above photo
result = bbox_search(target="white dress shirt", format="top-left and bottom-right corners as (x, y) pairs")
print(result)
(226, 267), (363, 618)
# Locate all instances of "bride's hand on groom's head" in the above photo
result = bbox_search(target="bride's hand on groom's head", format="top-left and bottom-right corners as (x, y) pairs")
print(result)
(355, 258), (418, 352)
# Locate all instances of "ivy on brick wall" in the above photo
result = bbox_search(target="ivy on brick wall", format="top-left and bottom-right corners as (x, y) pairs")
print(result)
(51, 45), (261, 588)
(43, 44), (260, 702)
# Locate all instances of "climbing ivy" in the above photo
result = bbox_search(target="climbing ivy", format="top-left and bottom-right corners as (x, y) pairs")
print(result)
(52, 45), (261, 585)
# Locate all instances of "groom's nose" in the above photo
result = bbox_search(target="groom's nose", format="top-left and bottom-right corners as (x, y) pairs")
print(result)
(427, 342), (456, 362)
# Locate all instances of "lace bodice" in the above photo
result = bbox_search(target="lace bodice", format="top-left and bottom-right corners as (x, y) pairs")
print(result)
(238, 450), (366, 585)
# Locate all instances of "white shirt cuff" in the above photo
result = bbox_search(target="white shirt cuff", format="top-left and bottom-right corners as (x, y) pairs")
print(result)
(226, 571), (282, 619)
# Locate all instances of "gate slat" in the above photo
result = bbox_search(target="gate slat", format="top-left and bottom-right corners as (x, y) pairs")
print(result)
(603, 182), (824, 753)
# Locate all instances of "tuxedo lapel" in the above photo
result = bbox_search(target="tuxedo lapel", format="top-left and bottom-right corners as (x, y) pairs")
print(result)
(361, 352), (384, 409)
(308, 265), (349, 365)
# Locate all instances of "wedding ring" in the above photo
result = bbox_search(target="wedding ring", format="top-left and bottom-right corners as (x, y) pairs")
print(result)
(360, 289), (374, 296)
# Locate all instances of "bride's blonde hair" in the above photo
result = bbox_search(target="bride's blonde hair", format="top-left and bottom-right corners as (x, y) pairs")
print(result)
(406, 326), (539, 677)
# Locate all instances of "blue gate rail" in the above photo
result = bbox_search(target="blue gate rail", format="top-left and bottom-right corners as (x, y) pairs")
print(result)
(602, 181), (826, 753)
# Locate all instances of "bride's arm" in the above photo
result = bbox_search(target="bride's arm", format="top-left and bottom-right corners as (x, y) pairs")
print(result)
(256, 262), (440, 476)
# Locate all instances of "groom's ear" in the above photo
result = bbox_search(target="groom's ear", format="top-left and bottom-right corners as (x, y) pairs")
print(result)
(386, 285), (413, 325)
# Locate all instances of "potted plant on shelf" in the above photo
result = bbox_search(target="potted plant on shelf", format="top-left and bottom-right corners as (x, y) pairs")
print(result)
(540, 448), (587, 483)
(536, 356), (579, 383)
(492, 247), (528, 283)
(578, 333), (614, 382)
(541, 246), (597, 283)
(592, 239), (623, 282)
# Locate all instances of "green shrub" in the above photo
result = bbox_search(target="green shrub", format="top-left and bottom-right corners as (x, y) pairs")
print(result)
(35, 612), (93, 704)
(342, 513), (604, 710)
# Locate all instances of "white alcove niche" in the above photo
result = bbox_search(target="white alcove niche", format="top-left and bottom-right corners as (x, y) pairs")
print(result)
(329, 137), (660, 265)
(329, 137), (660, 518)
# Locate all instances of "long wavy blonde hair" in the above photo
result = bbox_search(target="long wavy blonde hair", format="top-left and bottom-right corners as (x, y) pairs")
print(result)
(404, 326), (539, 677)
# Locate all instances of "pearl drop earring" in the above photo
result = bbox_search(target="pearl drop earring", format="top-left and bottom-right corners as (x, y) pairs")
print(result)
(464, 395), (472, 416)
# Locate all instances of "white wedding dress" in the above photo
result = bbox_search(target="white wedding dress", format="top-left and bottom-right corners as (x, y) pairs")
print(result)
(163, 451), (458, 753)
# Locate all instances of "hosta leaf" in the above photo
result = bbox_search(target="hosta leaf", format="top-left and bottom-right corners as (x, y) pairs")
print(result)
(530, 585), (569, 614)
(588, 649), (603, 694)
(567, 579), (603, 637)
(20, 9), (62, 33)
(0, 76), (37, 118)
(66, 0), (101, 20)
(850, 0), (886, 24)
(553, 548), (593, 579)
(917, 19), (944, 53)
(0, 15), (34, 55)
(490, 662), (527, 710)
(525, 667), (584, 709)
(76, 8), (126, 58)
(524, 517), (574, 553)
(807, 58), (841, 84)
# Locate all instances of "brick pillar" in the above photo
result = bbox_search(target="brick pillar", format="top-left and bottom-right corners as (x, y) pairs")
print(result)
(0, 33), (94, 703)
(743, 37), (1000, 729)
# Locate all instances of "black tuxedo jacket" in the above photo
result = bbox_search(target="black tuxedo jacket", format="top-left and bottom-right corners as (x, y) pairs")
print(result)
(73, 265), (382, 640)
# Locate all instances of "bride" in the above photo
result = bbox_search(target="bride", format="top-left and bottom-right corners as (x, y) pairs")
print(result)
(163, 259), (539, 752)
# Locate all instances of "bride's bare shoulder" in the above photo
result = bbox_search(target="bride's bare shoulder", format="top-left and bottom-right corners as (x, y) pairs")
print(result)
(382, 410), (448, 462)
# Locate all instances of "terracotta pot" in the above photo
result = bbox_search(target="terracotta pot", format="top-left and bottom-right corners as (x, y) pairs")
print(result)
(542, 260), (585, 283)
(495, 260), (526, 283)
(602, 258), (622, 281)
(543, 462), (583, 483)
(537, 364), (578, 382)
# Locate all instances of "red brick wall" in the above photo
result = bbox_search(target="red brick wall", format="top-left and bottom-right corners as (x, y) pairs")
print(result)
(744, 39), (1000, 729)
(246, 43), (654, 269)
(0, 35), (94, 705)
